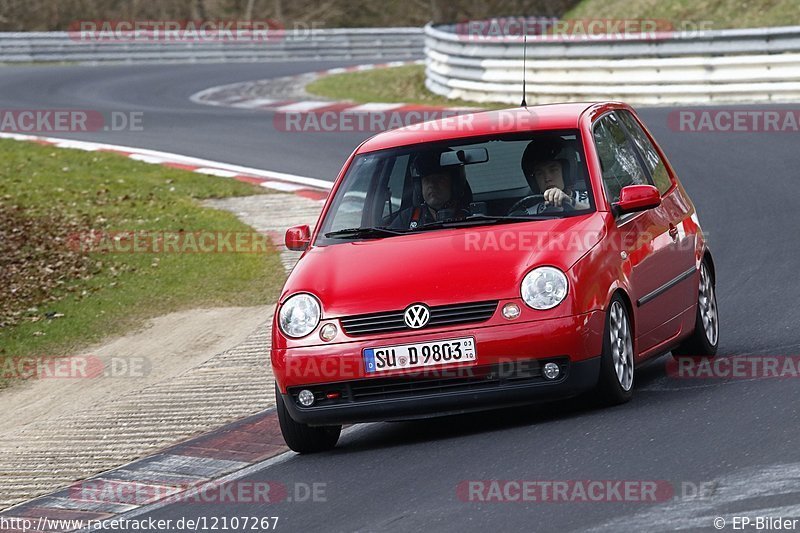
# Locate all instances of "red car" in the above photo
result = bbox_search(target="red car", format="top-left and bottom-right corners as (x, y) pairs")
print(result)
(272, 102), (719, 453)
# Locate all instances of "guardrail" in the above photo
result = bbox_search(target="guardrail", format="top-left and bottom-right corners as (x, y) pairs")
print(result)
(0, 28), (424, 64)
(424, 22), (800, 105)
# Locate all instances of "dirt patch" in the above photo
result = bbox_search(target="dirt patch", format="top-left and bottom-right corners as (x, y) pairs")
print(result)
(0, 304), (272, 435)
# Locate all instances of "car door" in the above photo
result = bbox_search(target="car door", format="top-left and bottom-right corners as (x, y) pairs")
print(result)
(592, 112), (685, 355)
(617, 110), (697, 350)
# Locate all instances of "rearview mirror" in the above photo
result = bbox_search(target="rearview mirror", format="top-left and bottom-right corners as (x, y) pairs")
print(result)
(285, 225), (311, 251)
(440, 148), (489, 166)
(613, 185), (661, 216)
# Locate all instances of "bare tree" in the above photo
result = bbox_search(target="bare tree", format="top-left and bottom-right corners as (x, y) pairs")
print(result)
(0, 0), (582, 31)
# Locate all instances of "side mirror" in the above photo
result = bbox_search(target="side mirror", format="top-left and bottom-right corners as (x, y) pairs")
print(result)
(285, 225), (311, 251)
(613, 185), (661, 216)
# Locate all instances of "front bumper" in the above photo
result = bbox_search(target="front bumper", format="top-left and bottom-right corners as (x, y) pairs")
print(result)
(282, 356), (601, 425)
(272, 310), (605, 425)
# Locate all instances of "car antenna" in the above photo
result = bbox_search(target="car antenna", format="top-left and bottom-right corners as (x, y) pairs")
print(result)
(520, 34), (528, 108)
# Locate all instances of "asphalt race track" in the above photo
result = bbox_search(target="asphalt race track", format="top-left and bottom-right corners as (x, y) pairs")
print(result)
(0, 61), (373, 179)
(3, 61), (800, 531)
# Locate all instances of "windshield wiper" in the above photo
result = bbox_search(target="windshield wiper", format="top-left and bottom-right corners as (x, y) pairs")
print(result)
(325, 226), (407, 239)
(464, 214), (559, 223)
(416, 213), (559, 231)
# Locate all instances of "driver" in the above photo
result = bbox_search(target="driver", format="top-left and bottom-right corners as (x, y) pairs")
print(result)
(390, 150), (471, 229)
(520, 137), (590, 212)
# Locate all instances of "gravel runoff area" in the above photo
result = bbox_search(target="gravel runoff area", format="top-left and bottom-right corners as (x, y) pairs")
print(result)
(0, 191), (323, 510)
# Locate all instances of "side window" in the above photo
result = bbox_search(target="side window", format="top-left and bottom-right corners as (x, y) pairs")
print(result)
(593, 113), (649, 203)
(618, 111), (672, 195)
(326, 156), (376, 232)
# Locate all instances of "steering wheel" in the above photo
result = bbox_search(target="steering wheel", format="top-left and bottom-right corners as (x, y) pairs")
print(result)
(507, 194), (569, 216)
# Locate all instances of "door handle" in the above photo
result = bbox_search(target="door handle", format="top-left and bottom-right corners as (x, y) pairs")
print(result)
(668, 224), (679, 240)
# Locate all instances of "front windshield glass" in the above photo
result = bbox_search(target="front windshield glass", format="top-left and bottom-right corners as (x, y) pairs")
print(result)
(316, 131), (594, 244)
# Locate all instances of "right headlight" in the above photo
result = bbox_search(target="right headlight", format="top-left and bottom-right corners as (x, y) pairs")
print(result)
(278, 293), (321, 338)
(521, 267), (568, 310)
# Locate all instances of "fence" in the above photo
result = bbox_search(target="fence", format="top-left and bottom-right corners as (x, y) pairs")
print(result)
(0, 28), (424, 64)
(424, 22), (800, 105)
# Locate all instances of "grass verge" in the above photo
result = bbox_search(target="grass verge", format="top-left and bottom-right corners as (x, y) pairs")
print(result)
(564, 0), (800, 30)
(306, 64), (508, 109)
(0, 139), (284, 379)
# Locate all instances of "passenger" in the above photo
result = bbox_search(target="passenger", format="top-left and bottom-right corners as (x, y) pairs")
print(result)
(391, 151), (472, 229)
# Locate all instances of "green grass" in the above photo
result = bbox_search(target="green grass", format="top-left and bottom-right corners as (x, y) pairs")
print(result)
(0, 139), (285, 368)
(306, 64), (508, 108)
(564, 0), (800, 29)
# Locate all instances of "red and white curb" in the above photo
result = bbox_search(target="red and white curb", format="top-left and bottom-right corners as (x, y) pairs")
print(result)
(314, 60), (424, 77)
(0, 410), (291, 532)
(0, 132), (331, 202)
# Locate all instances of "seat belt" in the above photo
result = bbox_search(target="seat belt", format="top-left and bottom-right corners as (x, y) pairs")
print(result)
(409, 206), (423, 229)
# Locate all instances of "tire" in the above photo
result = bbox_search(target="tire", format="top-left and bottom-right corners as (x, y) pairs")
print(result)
(275, 384), (341, 453)
(595, 295), (635, 406)
(672, 261), (719, 358)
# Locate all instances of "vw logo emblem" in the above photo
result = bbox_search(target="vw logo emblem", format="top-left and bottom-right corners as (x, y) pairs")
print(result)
(404, 304), (430, 329)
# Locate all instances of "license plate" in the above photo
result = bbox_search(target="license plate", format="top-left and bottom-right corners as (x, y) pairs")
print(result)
(363, 337), (476, 374)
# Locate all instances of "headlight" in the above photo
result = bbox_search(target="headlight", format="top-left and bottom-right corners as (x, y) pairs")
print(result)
(521, 267), (568, 310)
(278, 293), (321, 338)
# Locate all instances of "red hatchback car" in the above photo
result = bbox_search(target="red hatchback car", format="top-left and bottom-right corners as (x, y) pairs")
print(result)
(272, 102), (719, 453)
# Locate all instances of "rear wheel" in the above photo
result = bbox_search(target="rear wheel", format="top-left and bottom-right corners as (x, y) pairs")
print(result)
(595, 295), (635, 405)
(275, 384), (341, 453)
(672, 261), (719, 358)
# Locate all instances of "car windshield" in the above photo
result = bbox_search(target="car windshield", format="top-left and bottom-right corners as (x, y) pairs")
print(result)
(316, 131), (594, 244)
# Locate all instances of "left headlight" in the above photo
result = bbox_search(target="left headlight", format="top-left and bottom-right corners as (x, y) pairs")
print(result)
(278, 293), (321, 338)
(521, 267), (568, 310)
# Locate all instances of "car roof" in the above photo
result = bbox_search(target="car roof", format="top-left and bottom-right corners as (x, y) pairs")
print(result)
(356, 102), (608, 153)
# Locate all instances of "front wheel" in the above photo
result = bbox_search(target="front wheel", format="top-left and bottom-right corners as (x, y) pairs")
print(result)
(275, 384), (341, 453)
(594, 295), (635, 405)
(672, 261), (719, 358)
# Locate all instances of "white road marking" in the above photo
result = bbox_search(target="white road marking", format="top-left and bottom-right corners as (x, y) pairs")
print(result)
(128, 154), (166, 164)
(261, 181), (303, 191)
(584, 462), (800, 533)
(50, 139), (101, 151)
(231, 98), (279, 109)
(347, 102), (406, 112)
(0, 132), (332, 190)
(194, 167), (239, 178)
(273, 101), (334, 112)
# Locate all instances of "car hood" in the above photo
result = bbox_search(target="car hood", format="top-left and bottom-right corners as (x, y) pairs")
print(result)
(282, 213), (606, 317)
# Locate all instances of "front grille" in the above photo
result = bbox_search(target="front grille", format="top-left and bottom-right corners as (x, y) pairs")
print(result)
(339, 300), (498, 336)
(288, 358), (568, 407)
